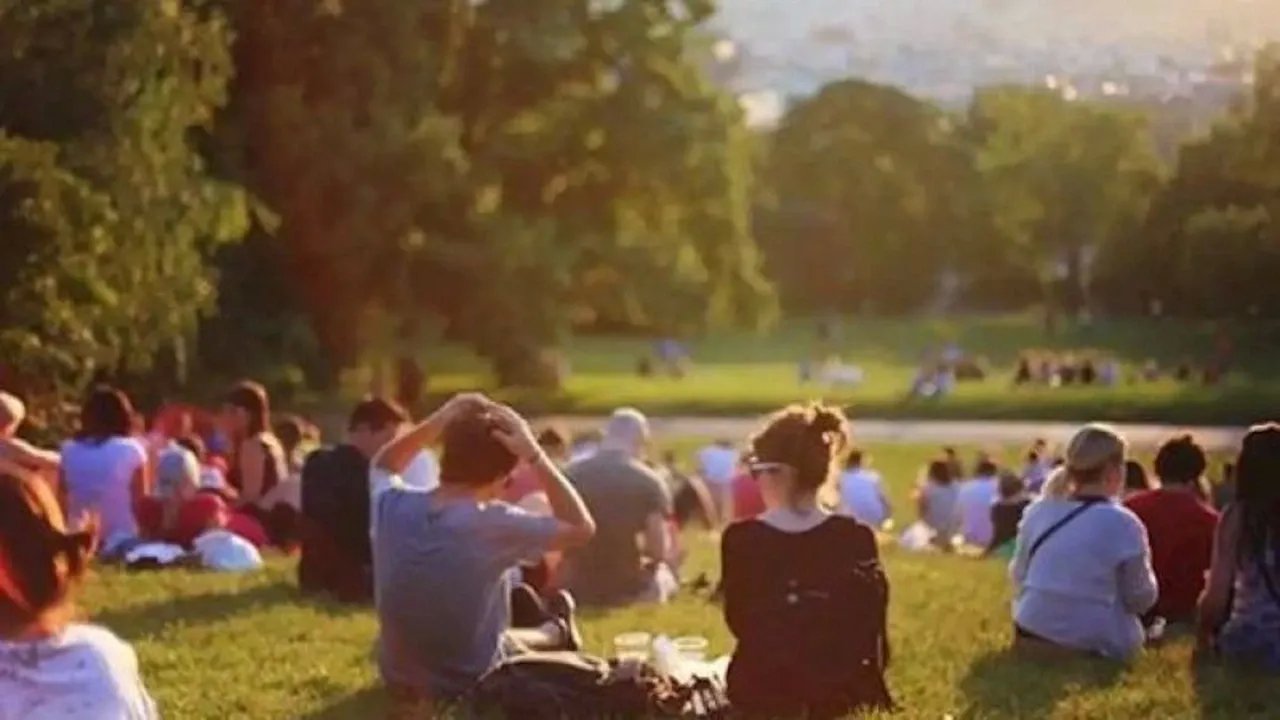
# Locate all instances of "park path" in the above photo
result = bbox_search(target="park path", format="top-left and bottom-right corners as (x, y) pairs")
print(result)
(545, 415), (1249, 450)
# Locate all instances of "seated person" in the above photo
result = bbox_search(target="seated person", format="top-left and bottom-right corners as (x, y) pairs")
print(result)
(722, 403), (893, 718)
(0, 472), (158, 718)
(662, 451), (718, 530)
(731, 467), (766, 521)
(1125, 435), (1218, 623)
(299, 397), (407, 603)
(0, 392), (60, 481)
(135, 447), (226, 548)
(1122, 460), (1156, 500)
(957, 459), (1001, 548)
(1011, 424), (1156, 659)
(563, 409), (678, 606)
(1199, 424), (1280, 670)
(838, 449), (892, 529)
(915, 460), (960, 551)
(986, 471), (1030, 558)
(371, 394), (595, 710)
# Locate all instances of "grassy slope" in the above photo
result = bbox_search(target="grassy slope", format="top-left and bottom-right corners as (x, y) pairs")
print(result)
(78, 440), (1278, 719)
(389, 315), (1280, 424)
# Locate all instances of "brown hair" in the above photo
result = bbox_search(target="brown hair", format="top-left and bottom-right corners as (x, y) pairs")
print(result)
(750, 402), (850, 507)
(0, 474), (97, 636)
(77, 385), (135, 443)
(440, 411), (518, 488)
(225, 380), (270, 436)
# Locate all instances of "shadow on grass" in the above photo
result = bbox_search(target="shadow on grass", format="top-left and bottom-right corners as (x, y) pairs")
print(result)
(92, 580), (298, 638)
(1191, 655), (1278, 719)
(297, 685), (389, 720)
(959, 647), (1124, 719)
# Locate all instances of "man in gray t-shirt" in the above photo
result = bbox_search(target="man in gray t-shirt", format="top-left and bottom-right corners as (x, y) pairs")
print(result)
(564, 408), (675, 606)
(370, 395), (597, 704)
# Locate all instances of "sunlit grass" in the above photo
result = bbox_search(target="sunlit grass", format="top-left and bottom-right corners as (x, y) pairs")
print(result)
(79, 441), (1272, 719)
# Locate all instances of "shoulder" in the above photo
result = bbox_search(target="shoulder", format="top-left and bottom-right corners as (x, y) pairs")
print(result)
(1092, 501), (1148, 537)
(55, 624), (142, 679)
(824, 514), (877, 548)
(723, 518), (766, 547)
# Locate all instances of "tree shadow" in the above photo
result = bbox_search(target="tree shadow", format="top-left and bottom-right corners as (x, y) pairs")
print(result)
(297, 685), (389, 720)
(92, 580), (298, 638)
(1191, 654), (1278, 719)
(958, 647), (1124, 719)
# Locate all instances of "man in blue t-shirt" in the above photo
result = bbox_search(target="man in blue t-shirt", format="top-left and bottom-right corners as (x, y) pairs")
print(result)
(370, 394), (597, 708)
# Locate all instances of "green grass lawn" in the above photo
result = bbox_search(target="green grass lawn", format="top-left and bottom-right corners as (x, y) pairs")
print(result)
(80, 442), (1275, 719)
(348, 314), (1280, 425)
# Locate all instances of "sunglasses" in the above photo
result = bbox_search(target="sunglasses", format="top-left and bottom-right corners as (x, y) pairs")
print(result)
(747, 461), (792, 479)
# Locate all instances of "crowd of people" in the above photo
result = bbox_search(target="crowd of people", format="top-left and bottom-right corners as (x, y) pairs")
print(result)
(1, 382), (1278, 718)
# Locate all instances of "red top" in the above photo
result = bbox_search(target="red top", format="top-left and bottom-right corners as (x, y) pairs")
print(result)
(136, 494), (229, 548)
(1125, 488), (1220, 621)
(732, 472), (767, 521)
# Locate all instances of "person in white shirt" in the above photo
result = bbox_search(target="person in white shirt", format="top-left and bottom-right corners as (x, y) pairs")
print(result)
(957, 459), (1001, 547)
(1011, 424), (1157, 660)
(837, 449), (892, 529)
(697, 439), (739, 523)
(0, 472), (158, 720)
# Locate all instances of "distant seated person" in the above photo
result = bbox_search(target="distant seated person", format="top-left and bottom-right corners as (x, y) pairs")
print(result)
(0, 391), (60, 481)
(837, 449), (892, 530)
(986, 471), (1029, 558)
(371, 395), (594, 712)
(502, 426), (570, 594)
(910, 460), (959, 551)
(731, 465), (766, 521)
(723, 403), (893, 718)
(175, 433), (233, 499)
(1011, 425), (1156, 660)
(298, 397), (407, 603)
(697, 439), (740, 524)
(1122, 459), (1155, 500)
(564, 408), (679, 607)
(662, 450), (718, 530)
(1125, 435), (1219, 624)
(957, 459), (1001, 548)
(1013, 355), (1034, 386)
(135, 446), (226, 548)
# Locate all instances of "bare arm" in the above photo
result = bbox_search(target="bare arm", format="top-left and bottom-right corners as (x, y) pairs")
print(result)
(0, 437), (59, 473)
(1199, 505), (1241, 648)
(373, 393), (486, 475)
(238, 439), (265, 504)
(490, 405), (595, 552)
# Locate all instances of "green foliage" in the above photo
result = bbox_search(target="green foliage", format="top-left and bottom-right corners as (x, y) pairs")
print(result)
(211, 0), (775, 387)
(1111, 43), (1280, 317)
(967, 87), (1162, 313)
(758, 80), (979, 313)
(0, 0), (247, 424)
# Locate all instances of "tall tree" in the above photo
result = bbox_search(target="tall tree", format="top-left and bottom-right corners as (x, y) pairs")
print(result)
(757, 80), (979, 313)
(0, 0), (247, 424)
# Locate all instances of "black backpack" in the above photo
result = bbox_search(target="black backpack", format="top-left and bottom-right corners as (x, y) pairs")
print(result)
(298, 444), (372, 600)
(464, 652), (729, 720)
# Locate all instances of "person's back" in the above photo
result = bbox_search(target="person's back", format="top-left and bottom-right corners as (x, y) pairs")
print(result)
(957, 465), (1000, 547)
(1126, 489), (1217, 621)
(1012, 497), (1155, 658)
(564, 449), (671, 605)
(300, 443), (373, 600)
(61, 436), (146, 552)
(921, 480), (960, 540)
(1125, 436), (1219, 622)
(838, 466), (889, 528)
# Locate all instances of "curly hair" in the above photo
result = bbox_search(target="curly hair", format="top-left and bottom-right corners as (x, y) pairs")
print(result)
(750, 402), (851, 507)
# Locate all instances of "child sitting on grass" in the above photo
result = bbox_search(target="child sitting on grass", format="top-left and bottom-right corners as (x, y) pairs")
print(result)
(0, 472), (158, 718)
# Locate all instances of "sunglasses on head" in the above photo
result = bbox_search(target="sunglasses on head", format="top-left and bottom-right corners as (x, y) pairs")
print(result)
(746, 460), (792, 479)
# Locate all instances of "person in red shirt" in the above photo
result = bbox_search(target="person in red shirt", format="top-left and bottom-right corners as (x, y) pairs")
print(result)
(1125, 434), (1219, 623)
(731, 469), (766, 521)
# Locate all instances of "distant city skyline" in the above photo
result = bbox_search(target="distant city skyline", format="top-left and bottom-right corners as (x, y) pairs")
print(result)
(710, 0), (1279, 126)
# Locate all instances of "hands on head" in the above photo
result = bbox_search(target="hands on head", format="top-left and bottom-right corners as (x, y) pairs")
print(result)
(437, 393), (541, 462)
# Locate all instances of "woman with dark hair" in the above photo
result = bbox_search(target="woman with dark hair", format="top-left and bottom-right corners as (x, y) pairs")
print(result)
(220, 381), (287, 510)
(1122, 459), (1156, 499)
(1199, 424), (1280, 669)
(722, 403), (893, 718)
(0, 473), (157, 717)
(59, 386), (150, 558)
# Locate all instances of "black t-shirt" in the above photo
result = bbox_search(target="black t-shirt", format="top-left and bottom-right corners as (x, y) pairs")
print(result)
(988, 499), (1031, 553)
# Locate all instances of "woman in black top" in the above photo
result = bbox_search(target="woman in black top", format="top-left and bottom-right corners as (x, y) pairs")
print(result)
(722, 403), (893, 719)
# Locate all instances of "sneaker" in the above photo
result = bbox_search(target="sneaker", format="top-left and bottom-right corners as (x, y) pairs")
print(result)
(547, 590), (583, 652)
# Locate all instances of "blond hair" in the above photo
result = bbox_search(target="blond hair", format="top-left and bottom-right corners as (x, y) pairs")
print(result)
(1041, 423), (1128, 499)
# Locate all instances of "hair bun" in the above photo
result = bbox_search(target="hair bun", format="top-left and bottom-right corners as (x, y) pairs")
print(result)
(807, 404), (849, 449)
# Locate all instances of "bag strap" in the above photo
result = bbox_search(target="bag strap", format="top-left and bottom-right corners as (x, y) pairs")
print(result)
(1027, 497), (1107, 566)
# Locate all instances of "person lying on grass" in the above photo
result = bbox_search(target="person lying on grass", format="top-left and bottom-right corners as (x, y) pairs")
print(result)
(722, 403), (894, 718)
(370, 394), (596, 711)
(0, 472), (158, 719)
(1010, 424), (1157, 660)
